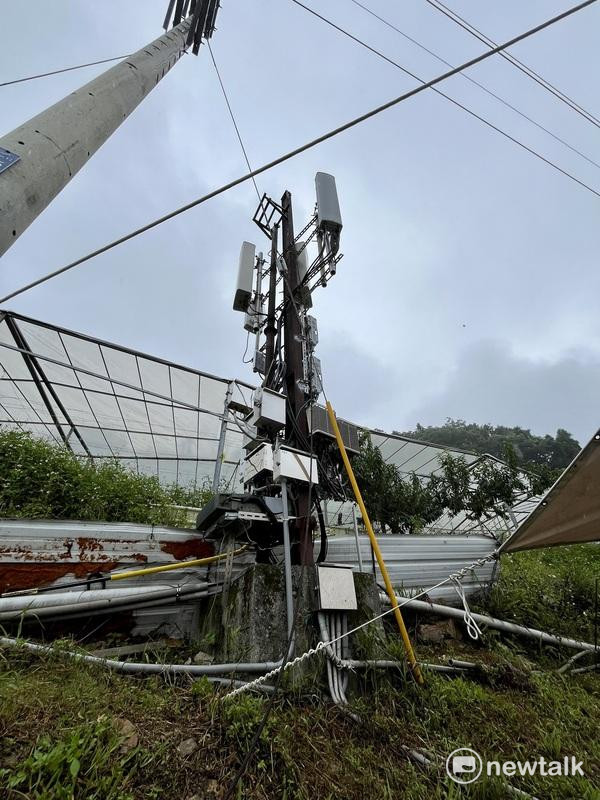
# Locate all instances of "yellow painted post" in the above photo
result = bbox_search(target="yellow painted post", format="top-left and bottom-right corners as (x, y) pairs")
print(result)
(110, 547), (247, 581)
(326, 402), (424, 684)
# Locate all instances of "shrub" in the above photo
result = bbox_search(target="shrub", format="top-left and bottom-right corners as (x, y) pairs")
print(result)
(0, 428), (210, 527)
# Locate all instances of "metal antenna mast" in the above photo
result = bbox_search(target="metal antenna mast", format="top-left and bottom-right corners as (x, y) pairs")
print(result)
(0, 2), (220, 258)
(195, 172), (353, 567)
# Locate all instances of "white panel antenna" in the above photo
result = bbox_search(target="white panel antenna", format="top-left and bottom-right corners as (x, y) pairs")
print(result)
(233, 241), (256, 312)
(315, 172), (342, 234)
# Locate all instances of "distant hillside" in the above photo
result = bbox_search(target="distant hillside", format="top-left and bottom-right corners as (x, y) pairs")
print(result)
(396, 419), (580, 471)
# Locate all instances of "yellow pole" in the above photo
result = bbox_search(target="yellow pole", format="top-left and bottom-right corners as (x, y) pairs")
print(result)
(326, 402), (424, 684)
(110, 546), (247, 581)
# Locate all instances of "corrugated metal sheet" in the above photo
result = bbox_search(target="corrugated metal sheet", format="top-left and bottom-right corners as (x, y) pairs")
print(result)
(0, 518), (213, 593)
(324, 533), (497, 604)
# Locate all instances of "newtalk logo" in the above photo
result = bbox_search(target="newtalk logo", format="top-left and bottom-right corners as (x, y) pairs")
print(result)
(446, 748), (584, 785)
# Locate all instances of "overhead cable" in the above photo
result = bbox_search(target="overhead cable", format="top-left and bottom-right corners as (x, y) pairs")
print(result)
(207, 41), (262, 202)
(292, 0), (600, 190)
(347, 0), (600, 171)
(0, 54), (131, 88)
(423, 0), (600, 130)
(0, 0), (596, 305)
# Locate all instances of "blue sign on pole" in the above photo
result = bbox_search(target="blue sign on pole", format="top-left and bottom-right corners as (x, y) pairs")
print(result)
(0, 147), (20, 175)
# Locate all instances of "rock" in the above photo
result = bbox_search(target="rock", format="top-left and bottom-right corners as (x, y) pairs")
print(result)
(418, 619), (461, 644)
(113, 718), (138, 752)
(193, 650), (214, 664)
(177, 737), (199, 757)
(205, 779), (221, 798)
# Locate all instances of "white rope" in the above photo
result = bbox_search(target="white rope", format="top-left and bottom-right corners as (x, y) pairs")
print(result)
(224, 552), (497, 699)
(450, 574), (483, 640)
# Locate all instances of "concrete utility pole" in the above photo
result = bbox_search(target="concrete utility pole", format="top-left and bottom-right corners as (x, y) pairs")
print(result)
(0, 18), (193, 258)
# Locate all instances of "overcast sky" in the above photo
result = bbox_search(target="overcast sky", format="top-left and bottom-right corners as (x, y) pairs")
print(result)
(1, 0), (599, 444)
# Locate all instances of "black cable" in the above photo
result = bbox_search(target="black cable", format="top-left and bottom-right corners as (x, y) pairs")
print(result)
(207, 41), (262, 202)
(0, 54), (131, 88)
(1, 0), (596, 305)
(315, 493), (328, 563)
(423, 0), (600, 131)
(348, 0), (600, 171)
(291, 0), (600, 195)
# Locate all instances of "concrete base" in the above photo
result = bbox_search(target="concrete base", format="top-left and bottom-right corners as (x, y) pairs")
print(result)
(197, 564), (386, 685)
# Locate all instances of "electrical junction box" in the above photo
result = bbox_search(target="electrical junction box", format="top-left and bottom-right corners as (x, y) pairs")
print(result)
(310, 355), (323, 397)
(251, 387), (286, 431)
(315, 172), (342, 234)
(306, 315), (319, 346)
(243, 443), (273, 484)
(274, 445), (319, 485)
(277, 255), (287, 276)
(253, 350), (266, 375)
(317, 565), (357, 611)
(233, 241), (256, 312)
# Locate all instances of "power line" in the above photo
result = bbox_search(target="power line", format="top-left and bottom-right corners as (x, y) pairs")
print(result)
(0, 0), (597, 305)
(423, 0), (600, 131)
(347, 0), (600, 171)
(0, 55), (131, 88)
(207, 41), (262, 202)
(292, 0), (600, 191)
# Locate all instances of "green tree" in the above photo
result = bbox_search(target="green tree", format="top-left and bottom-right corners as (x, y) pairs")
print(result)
(352, 434), (550, 534)
(397, 419), (580, 471)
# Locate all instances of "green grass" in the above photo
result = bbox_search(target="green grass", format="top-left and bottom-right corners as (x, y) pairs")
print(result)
(0, 428), (210, 528)
(482, 543), (600, 642)
(1, 429), (600, 797)
(1, 623), (599, 800)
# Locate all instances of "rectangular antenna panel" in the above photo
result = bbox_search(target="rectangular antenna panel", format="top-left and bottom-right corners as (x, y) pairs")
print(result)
(315, 172), (342, 233)
(233, 241), (256, 312)
(296, 242), (309, 283)
(307, 404), (360, 454)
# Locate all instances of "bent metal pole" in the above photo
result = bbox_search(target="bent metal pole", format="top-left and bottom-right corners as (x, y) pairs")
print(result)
(326, 401), (424, 684)
(0, 18), (192, 257)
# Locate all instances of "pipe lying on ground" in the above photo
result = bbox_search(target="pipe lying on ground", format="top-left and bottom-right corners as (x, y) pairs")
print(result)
(0, 583), (213, 622)
(317, 613), (466, 675)
(0, 636), (284, 677)
(385, 594), (599, 653)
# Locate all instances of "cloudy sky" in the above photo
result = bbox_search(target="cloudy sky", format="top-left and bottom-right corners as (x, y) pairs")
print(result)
(1, 0), (599, 444)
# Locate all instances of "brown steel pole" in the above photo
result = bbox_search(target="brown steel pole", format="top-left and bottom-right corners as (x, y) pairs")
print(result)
(281, 190), (313, 565)
(264, 223), (279, 387)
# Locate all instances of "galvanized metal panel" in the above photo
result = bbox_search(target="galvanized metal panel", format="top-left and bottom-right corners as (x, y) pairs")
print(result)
(324, 533), (497, 603)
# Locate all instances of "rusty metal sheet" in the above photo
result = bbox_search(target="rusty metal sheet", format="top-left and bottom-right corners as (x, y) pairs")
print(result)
(0, 519), (213, 593)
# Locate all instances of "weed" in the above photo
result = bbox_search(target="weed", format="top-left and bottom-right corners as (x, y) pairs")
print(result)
(0, 718), (140, 800)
